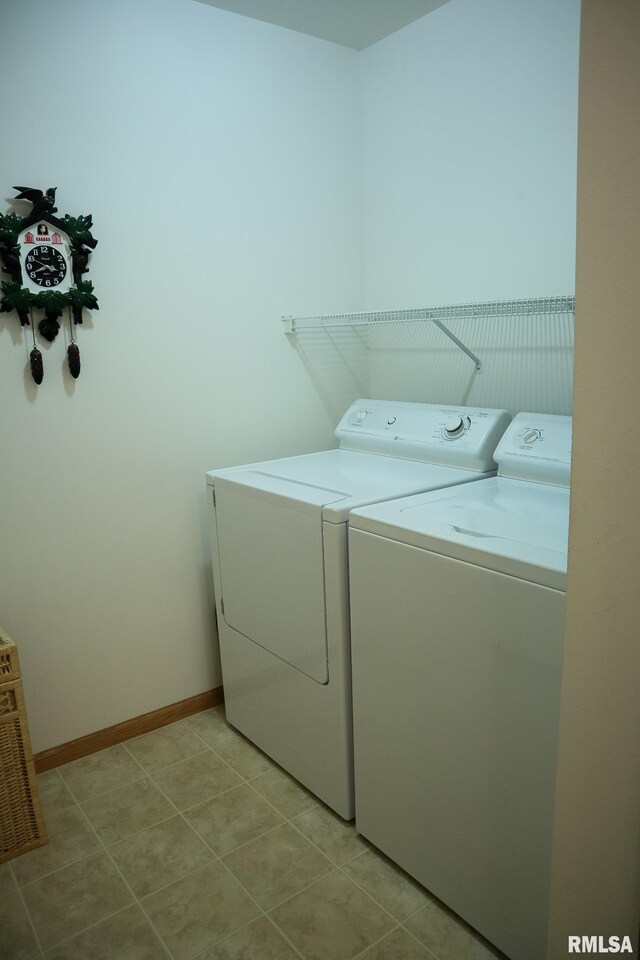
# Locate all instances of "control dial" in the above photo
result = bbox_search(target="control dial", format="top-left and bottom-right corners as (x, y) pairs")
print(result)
(522, 428), (542, 444)
(442, 416), (470, 440)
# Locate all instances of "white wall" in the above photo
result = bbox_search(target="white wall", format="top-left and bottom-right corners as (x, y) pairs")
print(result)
(0, 0), (362, 751)
(354, 0), (580, 415)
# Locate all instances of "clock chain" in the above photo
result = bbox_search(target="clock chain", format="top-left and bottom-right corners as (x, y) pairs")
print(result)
(67, 307), (80, 379)
(28, 307), (43, 385)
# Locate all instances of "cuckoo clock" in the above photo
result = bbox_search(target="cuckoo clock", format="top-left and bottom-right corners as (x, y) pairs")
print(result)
(0, 186), (98, 384)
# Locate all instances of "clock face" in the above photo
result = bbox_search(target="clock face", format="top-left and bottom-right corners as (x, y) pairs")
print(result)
(24, 245), (68, 288)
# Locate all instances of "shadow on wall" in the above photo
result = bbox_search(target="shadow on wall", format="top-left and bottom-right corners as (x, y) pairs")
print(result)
(286, 326), (371, 423)
(289, 309), (574, 417)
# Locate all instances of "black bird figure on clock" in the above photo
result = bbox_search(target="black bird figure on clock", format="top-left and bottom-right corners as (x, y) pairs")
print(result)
(0, 186), (98, 384)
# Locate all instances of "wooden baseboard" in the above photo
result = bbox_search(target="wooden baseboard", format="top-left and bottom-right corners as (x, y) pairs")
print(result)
(34, 687), (224, 773)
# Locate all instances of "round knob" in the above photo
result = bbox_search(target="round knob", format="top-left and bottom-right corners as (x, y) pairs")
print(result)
(522, 428), (541, 444)
(387, 417), (396, 425)
(443, 417), (465, 438)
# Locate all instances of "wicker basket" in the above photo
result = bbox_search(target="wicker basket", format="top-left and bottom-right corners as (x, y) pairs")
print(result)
(0, 628), (47, 863)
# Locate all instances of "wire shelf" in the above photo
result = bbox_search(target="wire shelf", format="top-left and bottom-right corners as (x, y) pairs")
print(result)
(281, 296), (575, 374)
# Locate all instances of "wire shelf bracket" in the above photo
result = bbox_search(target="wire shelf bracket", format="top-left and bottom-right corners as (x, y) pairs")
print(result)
(282, 296), (576, 376)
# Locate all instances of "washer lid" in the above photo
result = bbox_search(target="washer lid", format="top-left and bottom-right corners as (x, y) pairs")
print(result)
(208, 449), (493, 523)
(350, 476), (569, 590)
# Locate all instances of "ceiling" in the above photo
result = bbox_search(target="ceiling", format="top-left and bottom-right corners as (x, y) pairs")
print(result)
(193, 0), (452, 50)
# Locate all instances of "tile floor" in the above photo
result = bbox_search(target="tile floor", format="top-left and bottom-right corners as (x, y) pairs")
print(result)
(3, 706), (505, 960)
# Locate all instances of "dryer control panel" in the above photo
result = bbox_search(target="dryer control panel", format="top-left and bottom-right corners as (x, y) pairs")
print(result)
(336, 399), (511, 472)
(495, 412), (572, 486)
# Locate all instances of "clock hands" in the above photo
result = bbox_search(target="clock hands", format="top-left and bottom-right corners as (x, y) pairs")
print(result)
(28, 253), (61, 275)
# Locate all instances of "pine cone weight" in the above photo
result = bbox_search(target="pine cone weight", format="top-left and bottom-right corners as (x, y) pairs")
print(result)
(30, 347), (43, 384)
(67, 342), (81, 379)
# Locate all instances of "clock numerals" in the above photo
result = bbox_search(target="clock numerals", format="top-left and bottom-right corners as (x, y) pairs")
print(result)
(24, 244), (68, 288)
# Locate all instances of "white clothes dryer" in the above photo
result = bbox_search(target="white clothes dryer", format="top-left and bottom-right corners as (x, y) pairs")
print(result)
(207, 400), (510, 818)
(349, 412), (572, 959)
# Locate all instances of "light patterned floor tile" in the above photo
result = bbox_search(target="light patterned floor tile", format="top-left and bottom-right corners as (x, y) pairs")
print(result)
(292, 804), (366, 866)
(58, 744), (142, 802)
(404, 900), (505, 960)
(142, 859), (260, 960)
(152, 749), (242, 810)
(197, 915), (301, 960)
(250, 765), (318, 819)
(211, 733), (274, 780)
(82, 775), (175, 845)
(0, 888), (40, 960)
(270, 870), (395, 960)
(11, 805), (101, 886)
(342, 849), (430, 921)
(22, 851), (133, 951)
(43, 904), (166, 959)
(184, 782), (284, 856)
(109, 814), (213, 898)
(124, 721), (205, 773)
(222, 823), (333, 910)
(184, 706), (239, 753)
(357, 926), (433, 959)
(1, 861), (17, 897)
(37, 769), (76, 817)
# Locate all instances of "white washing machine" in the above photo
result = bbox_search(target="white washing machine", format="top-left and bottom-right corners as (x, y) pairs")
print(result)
(207, 400), (510, 818)
(349, 412), (572, 959)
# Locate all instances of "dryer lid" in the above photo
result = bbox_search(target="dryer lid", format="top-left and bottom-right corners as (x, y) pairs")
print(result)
(212, 465), (348, 516)
(209, 449), (493, 523)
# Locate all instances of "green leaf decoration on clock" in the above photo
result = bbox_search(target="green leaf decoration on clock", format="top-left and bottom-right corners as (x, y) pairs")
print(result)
(63, 214), (96, 245)
(0, 279), (32, 326)
(68, 281), (99, 325)
(0, 212), (22, 243)
(0, 212), (23, 283)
